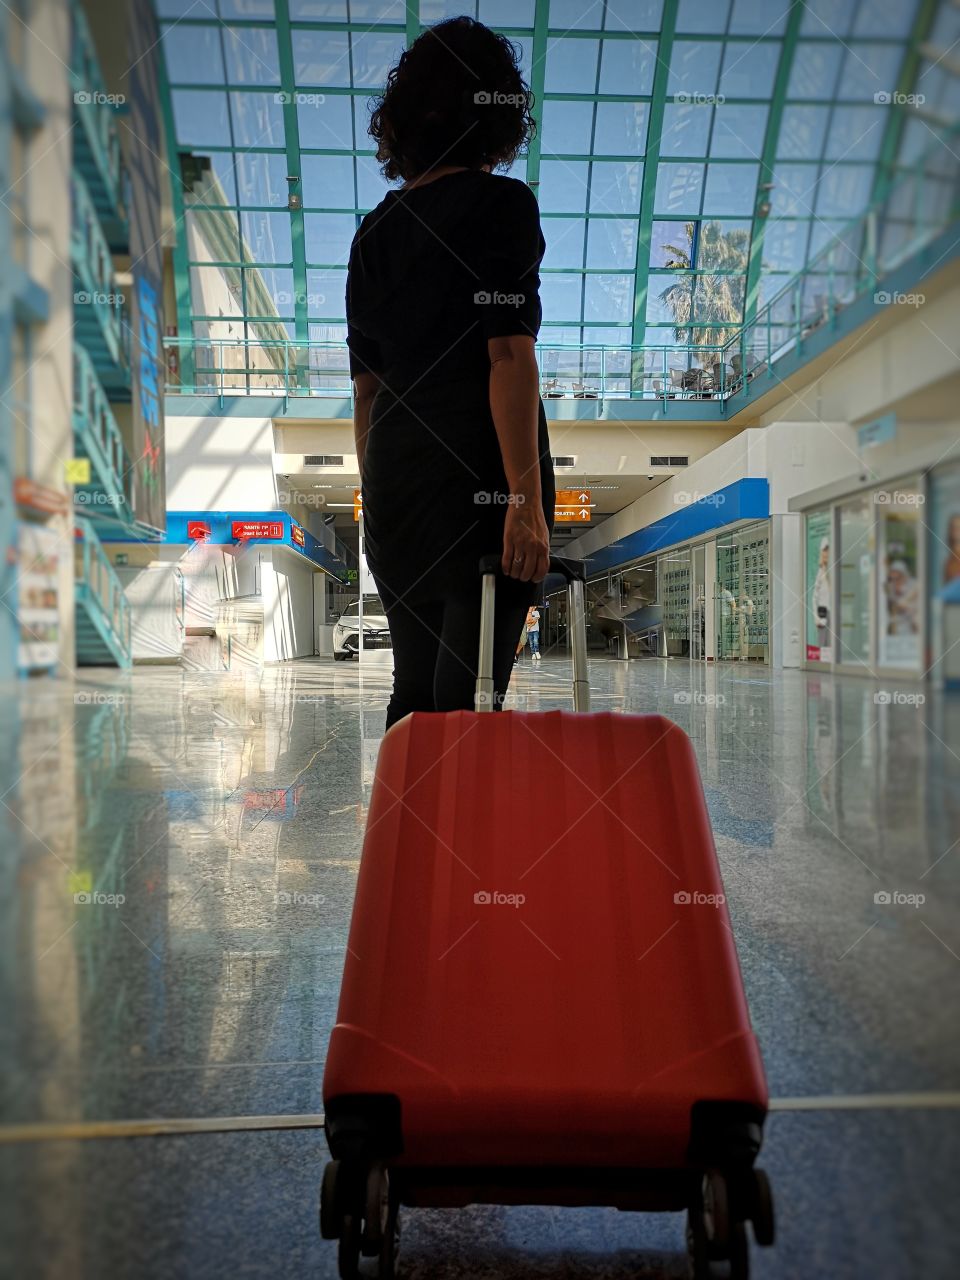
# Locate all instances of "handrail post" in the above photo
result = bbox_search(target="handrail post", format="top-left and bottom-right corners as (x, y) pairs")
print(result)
(865, 208), (878, 289)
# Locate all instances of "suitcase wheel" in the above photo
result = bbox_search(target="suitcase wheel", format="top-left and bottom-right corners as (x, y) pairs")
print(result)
(321, 1160), (400, 1279)
(338, 1213), (361, 1280)
(361, 1164), (390, 1257)
(320, 1160), (342, 1240)
(748, 1169), (775, 1247)
(688, 1167), (774, 1280)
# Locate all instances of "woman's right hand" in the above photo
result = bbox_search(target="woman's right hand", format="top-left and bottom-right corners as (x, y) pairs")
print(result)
(502, 497), (550, 582)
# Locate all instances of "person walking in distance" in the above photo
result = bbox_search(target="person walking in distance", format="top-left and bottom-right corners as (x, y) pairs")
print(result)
(526, 604), (541, 661)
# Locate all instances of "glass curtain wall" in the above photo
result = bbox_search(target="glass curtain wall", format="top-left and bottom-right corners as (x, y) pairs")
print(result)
(156, 0), (938, 394)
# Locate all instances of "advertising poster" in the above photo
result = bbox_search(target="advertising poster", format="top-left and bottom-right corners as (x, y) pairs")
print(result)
(806, 509), (833, 662)
(16, 523), (62, 674)
(878, 498), (921, 669)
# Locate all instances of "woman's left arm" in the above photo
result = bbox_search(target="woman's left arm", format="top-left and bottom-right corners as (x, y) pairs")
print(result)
(353, 372), (381, 477)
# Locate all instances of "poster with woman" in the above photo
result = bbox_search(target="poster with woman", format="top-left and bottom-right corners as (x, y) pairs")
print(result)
(806, 510), (833, 662)
(878, 498), (921, 669)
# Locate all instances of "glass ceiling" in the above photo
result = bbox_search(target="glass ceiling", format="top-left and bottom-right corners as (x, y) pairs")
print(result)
(156, 0), (957, 362)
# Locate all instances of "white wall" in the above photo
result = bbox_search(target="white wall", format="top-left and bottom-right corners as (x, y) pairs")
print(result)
(165, 414), (279, 510)
(273, 420), (739, 485)
(567, 421), (855, 565)
(262, 547), (315, 662)
(22, 0), (74, 675)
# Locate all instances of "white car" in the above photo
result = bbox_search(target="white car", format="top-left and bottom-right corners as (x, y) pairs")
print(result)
(333, 596), (392, 660)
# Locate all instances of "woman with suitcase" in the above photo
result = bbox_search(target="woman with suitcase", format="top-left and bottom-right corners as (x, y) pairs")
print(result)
(345, 15), (555, 729)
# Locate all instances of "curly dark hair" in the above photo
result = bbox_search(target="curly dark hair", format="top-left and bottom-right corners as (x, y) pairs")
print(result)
(368, 17), (536, 183)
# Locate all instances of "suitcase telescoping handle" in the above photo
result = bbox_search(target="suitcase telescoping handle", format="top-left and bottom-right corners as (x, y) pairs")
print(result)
(476, 554), (590, 713)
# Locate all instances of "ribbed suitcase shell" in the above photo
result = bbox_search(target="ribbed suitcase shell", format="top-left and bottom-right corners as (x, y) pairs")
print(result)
(324, 709), (767, 1170)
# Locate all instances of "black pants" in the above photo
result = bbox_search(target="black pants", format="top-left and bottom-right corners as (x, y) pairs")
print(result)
(380, 580), (532, 731)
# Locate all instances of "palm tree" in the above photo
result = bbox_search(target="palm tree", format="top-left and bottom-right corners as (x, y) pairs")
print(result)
(657, 220), (751, 356)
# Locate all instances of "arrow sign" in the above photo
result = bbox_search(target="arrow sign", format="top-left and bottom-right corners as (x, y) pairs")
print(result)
(554, 488), (592, 523)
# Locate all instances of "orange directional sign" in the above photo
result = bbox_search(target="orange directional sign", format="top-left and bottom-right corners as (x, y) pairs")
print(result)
(554, 488), (592, 523)
(353, 489), (363, 522)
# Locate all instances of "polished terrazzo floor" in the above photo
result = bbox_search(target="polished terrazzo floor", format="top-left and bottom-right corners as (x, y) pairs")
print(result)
(1, 653), (958, 1278)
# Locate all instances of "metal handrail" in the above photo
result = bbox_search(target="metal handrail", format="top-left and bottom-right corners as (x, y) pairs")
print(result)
(73, 343), (134, 512)
(69, 2), (124, 208)
(71, 169), (130, 371)
(75, 520), (132, 662)
(722, 121), (960, 393)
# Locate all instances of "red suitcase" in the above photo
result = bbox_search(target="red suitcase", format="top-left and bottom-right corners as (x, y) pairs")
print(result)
(322, 558), (774, 1280)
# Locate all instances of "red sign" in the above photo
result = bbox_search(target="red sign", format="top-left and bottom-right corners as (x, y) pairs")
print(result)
(232, 521), (283, 541)
(291, 523), (305, 547)
(14, 477), (70, 517)
(187, 520), (211, 541)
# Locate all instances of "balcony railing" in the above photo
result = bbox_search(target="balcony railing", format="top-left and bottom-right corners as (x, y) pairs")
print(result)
(71, 168), (130, 387)
(163, 124), (959, 408)
(72, 343), (134, 522)
(721, 123), (960, 398)
(74, 519), (132, 668)
(162, 336), (730, 403)
(69, 1), (127, 242)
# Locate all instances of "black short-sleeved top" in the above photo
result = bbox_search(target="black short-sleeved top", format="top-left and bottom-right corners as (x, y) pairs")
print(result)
(345, 170), (555, 604)
(346, 170), (545, 384)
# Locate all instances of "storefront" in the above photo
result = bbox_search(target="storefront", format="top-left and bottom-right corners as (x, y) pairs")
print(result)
(582, 517), (771, 664)
(796, 473), (928, 678)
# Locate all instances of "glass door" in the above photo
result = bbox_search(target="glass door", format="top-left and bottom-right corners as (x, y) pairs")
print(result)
(741, 528), (770, 662)
(837, 495), (873, 669)
(691, 543), (706, 660)
(716, 536), (741, 659)
(659, 548), (691, 656)
(716, 525), (770, 662)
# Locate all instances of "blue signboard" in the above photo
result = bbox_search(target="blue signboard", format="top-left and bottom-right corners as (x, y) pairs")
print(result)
(857, 412), (897, 449)
(584, 478), (770, 574)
